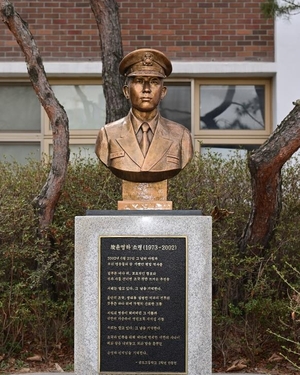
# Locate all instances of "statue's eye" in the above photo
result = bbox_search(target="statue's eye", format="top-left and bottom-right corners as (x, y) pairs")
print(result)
(150, 79), (159, 85)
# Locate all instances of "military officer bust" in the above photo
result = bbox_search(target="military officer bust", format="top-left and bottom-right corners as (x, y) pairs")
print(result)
(95, 48), (193, 183)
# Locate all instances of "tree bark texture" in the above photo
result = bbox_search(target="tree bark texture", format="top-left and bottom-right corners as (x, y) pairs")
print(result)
(239, 102), (300, 254)
(1, 1), (69, 234)
(90, 0), (130, 123)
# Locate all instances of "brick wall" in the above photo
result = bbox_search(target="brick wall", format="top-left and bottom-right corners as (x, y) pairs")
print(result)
(0, 0), (274, 62)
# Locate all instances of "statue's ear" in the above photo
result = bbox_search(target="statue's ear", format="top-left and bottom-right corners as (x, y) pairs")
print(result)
(123, 85), (130, 99)
(161, 86), (167, 100)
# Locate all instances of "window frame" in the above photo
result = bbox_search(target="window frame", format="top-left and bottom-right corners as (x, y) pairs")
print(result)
(44, 77), (104, 137)
(43, 138), (98, 162)
(194, 77), (272, 138)
(0, 78), (44, 161)
(193, 137), (268, 154)
(0, 76), (273, 162)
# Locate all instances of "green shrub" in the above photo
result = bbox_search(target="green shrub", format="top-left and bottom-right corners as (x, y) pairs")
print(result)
(267, 263), (300, 370)
(0, 152), (299, 368)
(0, 157), (121, 360)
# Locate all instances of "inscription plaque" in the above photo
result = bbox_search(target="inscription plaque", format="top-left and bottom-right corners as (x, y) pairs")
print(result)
(99, 236), (187, 374)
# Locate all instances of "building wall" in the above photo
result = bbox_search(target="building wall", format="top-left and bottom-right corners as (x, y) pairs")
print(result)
(120, 0), (274, 61)
(0, 0), (274, 62)
(0, 0), (284, 162)
(275, 13), (300, 125)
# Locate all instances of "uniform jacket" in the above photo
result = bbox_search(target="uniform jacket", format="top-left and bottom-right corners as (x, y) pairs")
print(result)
(95, 113), (193, 182)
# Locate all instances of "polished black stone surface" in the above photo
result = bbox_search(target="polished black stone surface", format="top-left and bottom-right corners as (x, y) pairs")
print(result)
(99, 236), (187, 373)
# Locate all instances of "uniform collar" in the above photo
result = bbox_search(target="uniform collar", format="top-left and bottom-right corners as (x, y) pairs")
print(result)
(130, 110), (159, 134)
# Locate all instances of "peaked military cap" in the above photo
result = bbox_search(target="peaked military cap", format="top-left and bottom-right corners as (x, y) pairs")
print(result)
(119, 48), (172, 78)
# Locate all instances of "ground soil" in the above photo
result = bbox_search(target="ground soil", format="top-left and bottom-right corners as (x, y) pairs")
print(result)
(216, 362), (300, 374)
(0, 347), (74, 374)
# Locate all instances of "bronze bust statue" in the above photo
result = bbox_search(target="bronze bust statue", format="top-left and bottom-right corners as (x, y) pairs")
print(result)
(95, 48), (193, 183)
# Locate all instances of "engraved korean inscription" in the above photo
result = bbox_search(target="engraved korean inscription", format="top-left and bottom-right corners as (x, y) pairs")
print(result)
(99, 236), (187, 374)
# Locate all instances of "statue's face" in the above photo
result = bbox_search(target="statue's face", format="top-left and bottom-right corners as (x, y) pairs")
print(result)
(123, 76), (167, 113)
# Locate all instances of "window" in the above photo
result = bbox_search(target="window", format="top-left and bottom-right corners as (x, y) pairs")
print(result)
(43, 79), (105, 159)
(0, 79), (104, 162)
(0, 82), (42, 163)
(200, 85), (265, 131)
(200, 144), (260, 158)
(0, 142), (40, 164)
(160, 81), (191, 131)
(46, 139), (98, 162)
(0, 77), (272, 162)
(0, 84), (41, 132)
(194, 78), (272, 153)
(48, 83), (105, 132)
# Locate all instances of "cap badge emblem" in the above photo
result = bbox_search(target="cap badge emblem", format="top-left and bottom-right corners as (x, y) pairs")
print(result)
(142, 52), (154, 66)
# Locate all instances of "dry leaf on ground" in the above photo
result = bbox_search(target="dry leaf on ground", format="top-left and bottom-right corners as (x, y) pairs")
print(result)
(226, 358), (248, 372)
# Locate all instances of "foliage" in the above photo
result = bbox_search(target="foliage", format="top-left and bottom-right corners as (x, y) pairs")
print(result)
(267, 263), (300, 370)
(0, 156), (121, 364)
(170, 152), (300, 367)
(0, 152), (300, 369)
(261, 0), (300, 18)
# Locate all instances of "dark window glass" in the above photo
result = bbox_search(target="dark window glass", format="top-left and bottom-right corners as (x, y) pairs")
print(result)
(200, 85), (265, 130)
(160, 83), (191, 131)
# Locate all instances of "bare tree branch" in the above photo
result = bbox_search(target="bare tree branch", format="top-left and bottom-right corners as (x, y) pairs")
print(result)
(261, 0), (300, 18)
(1, 0), (69, 235)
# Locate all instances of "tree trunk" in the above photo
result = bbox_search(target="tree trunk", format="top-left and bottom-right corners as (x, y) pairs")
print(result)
(239, 101), (300, 255)
(1, 1), (69, 236)
(90, 0), (130, 123)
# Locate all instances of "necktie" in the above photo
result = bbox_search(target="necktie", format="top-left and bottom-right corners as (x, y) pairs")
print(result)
(140, 122), (150, 156)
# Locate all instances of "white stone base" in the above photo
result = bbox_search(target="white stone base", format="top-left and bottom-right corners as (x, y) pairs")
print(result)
(75, 212), (212, 375)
